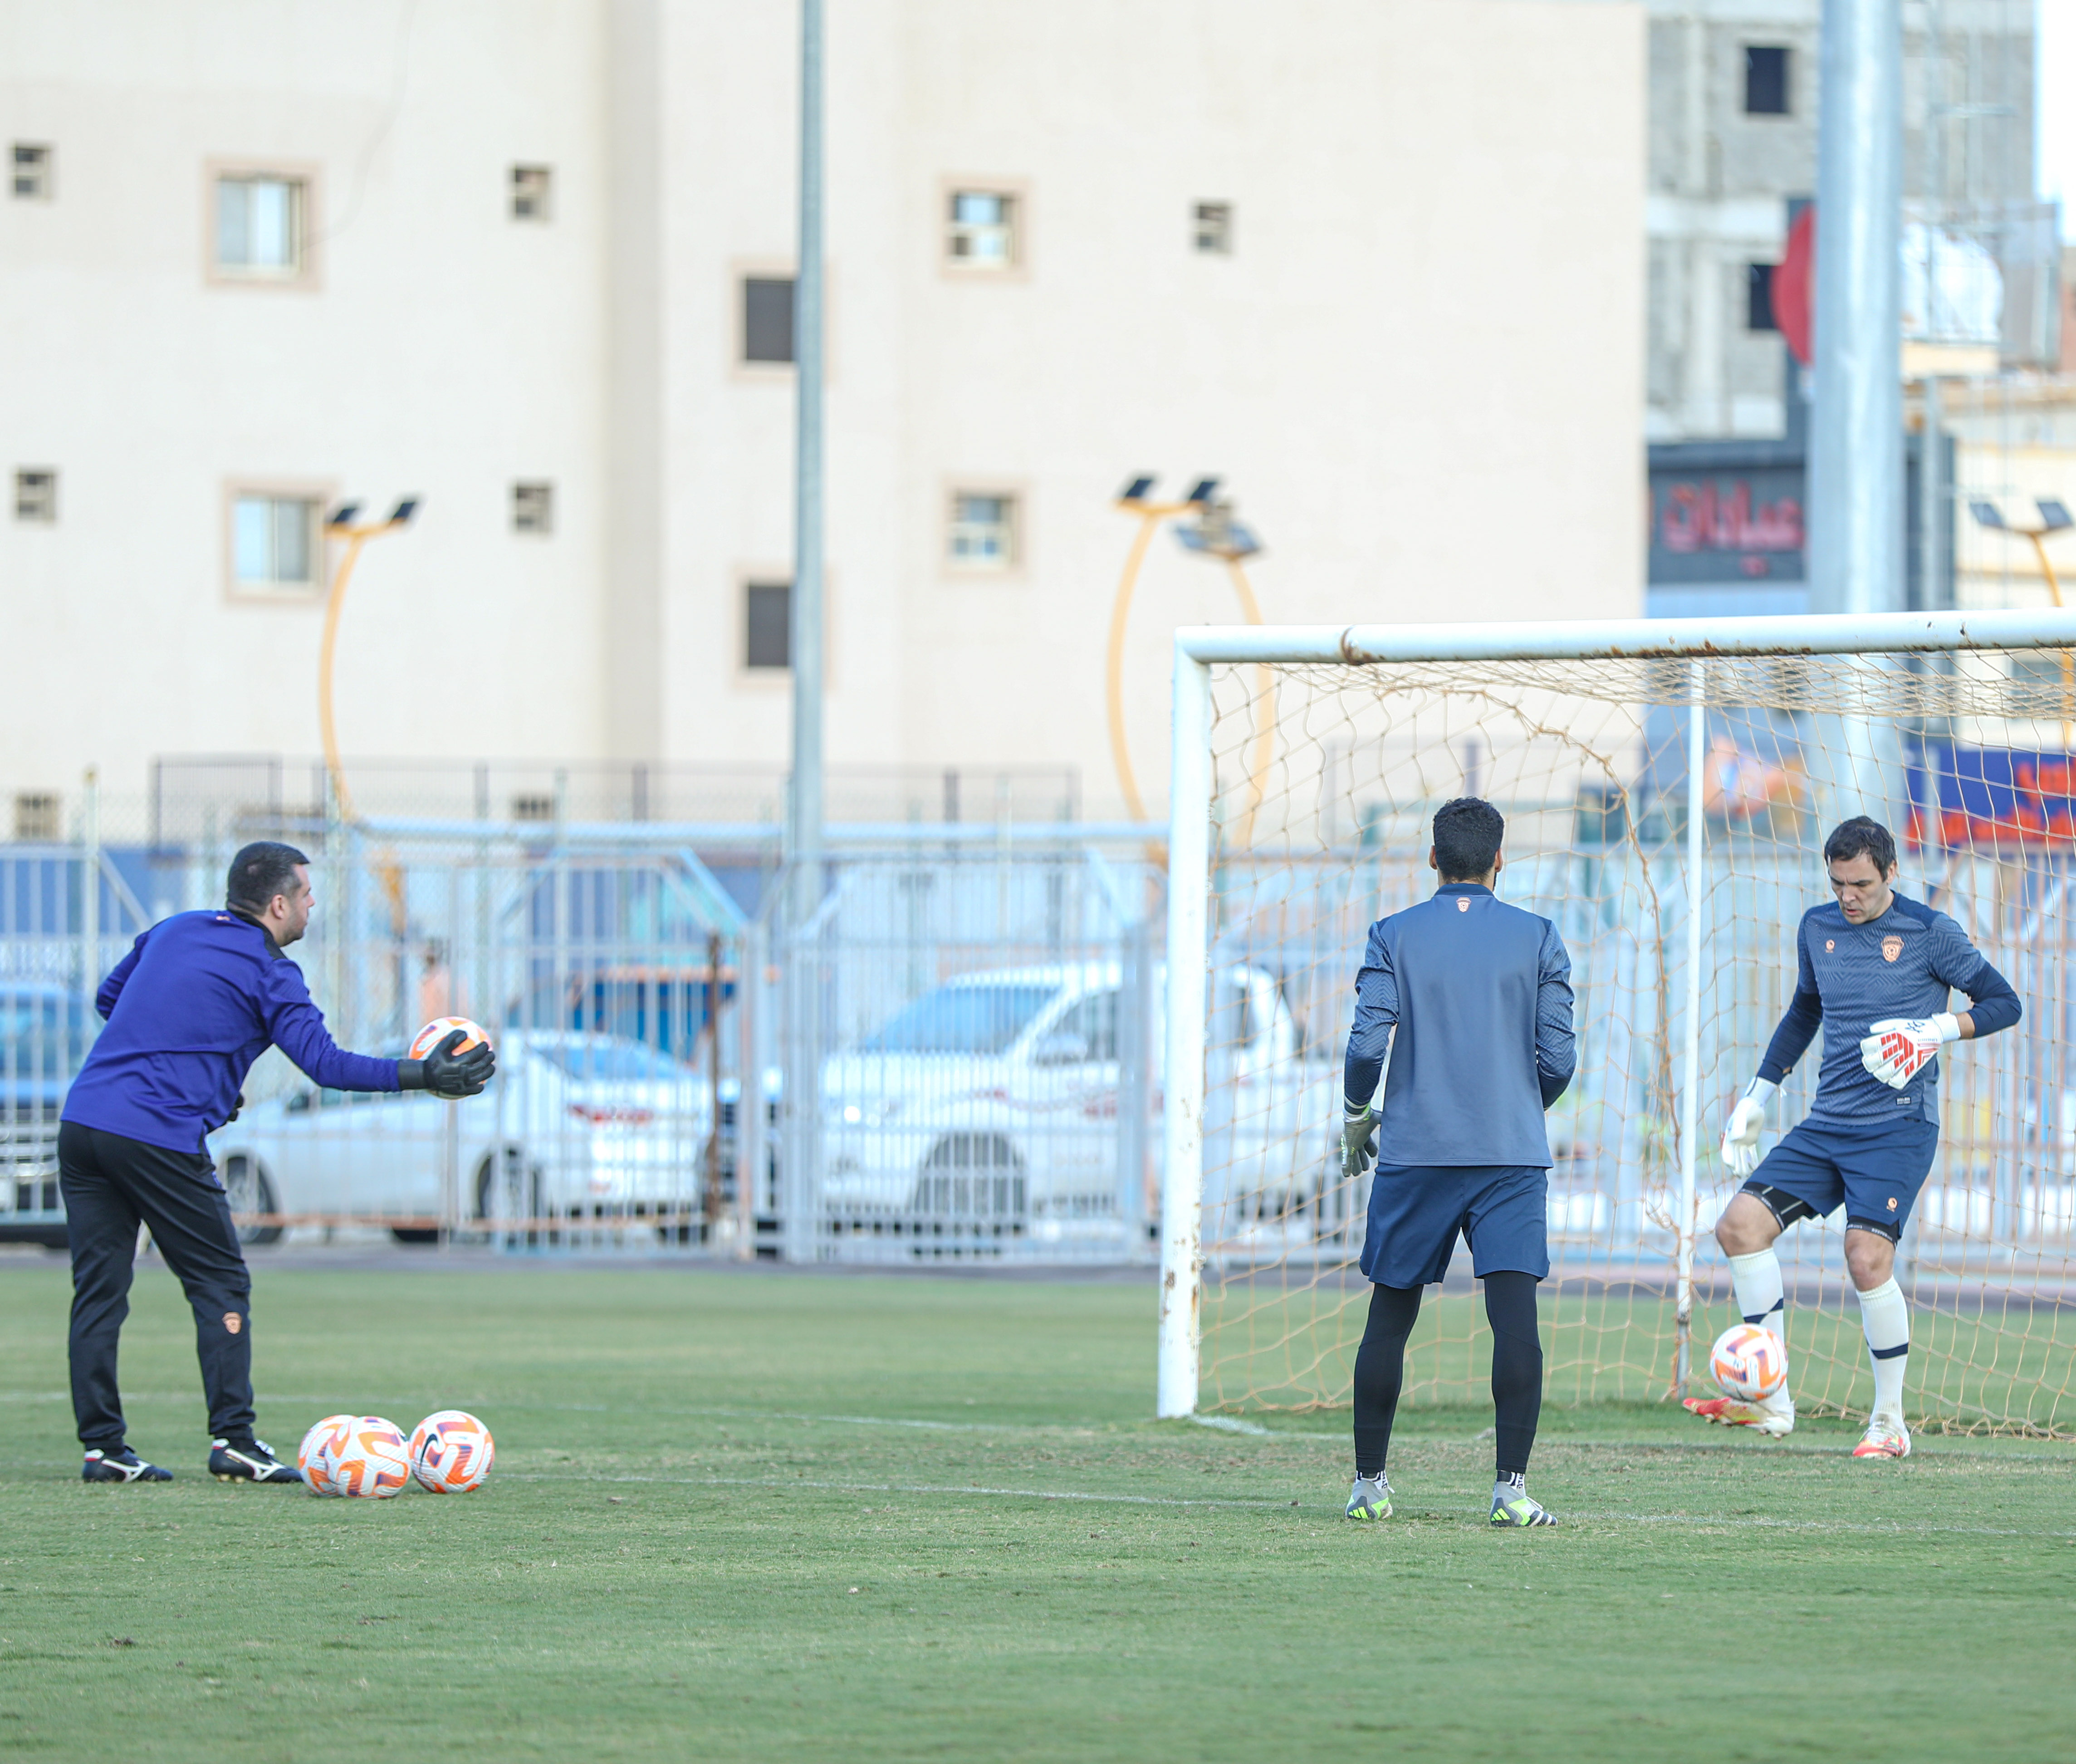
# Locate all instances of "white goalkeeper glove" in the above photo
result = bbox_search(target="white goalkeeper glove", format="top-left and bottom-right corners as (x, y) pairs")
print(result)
(1860, 1014), (1961, 1090)
(1720, 1078), (1779, 1177)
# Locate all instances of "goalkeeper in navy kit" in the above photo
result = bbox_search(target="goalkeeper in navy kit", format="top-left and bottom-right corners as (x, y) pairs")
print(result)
(1336, 798), (1576, 1527)
(1691, 816), (2021, 1458)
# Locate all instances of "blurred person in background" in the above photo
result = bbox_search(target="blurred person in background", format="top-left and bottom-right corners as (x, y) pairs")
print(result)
(58, 841), (494, 1485)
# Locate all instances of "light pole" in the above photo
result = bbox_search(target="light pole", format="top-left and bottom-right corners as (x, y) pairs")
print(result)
(318, 498), (419, 824)
(1109, 477), (1273, 846)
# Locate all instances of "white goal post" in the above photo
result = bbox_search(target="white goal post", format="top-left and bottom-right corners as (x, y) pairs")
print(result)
(1158, 608), (2076, 1424)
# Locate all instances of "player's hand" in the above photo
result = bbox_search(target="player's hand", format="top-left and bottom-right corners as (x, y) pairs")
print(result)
(1860, 1015), (1960, 1090)
(225, 1091), (244, 1124)
(407, 1029), (496, 1099)
(1340, 1105), (1379, 1181)
(1719, 1077), (1778, 1177)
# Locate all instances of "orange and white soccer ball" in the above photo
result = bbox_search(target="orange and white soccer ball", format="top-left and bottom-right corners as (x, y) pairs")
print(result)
(296, 1412), (356, 1495)
(409, 1410), (495, 1494)
(409, 1016), (492, 1059)
(330, 1416), (413, 1498)
(1709, 1323), (1787, 1402)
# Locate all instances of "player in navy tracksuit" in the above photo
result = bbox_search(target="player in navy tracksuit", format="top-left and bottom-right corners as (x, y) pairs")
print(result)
(59, 841), (493, 1485)
(1693, 815), (2022, 1458)
(1337, 798), (1577, 1527)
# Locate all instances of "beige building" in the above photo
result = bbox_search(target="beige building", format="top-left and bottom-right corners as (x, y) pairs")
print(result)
(4, 0), (1645, 830)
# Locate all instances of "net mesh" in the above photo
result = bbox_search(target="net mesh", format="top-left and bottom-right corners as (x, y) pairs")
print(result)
(1198, 646), (2076, 1436)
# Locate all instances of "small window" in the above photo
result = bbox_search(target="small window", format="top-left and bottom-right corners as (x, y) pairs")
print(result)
(1193, 201), (1232, 255)
(12, 143), (51, 200)
(510, 793), (556, 823)
(14, 469), (56, 524)
(744, 582), (791, 670)
(1744, 46), (1790, 116)
(231, 493), (319, 589)
(13, 793), (60, 841)
(950, 492), (1017, 570)
(512, 481), (554, 534)
(511, 164), (552, 221)
(743, 276), (795, 364)
(215, 174), (307, 276)
(1746, 262), (1779, 332)
(947, 190), (1017, 269)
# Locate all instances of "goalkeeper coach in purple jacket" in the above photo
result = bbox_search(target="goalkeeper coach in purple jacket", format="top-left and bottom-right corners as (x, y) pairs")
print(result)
(1335, 798), (1576, 1528)
(58, 842), (493, 1485)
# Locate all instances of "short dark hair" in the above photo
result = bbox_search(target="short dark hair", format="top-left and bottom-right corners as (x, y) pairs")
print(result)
(1433, 797), (1504, 880)
(1823, 815), (1897, 875)
(226, 841), (310, 912)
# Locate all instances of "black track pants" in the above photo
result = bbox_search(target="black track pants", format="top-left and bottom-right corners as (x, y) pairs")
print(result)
(1351, 1271), (1545, 1480)
(58, 1121), (256, 1451)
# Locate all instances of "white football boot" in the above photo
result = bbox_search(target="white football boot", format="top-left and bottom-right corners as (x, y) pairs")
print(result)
(1683, 1385), (1795, 1438)
(1851, 1412), (1912, 1459)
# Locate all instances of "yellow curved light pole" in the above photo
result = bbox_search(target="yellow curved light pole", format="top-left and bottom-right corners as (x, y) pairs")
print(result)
(318, 500), (418, 925)
(1107, 490), (1276, 848)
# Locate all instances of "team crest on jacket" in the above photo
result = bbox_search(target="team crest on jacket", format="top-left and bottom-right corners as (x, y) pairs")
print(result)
(1457, 898), (1469, 912)
(1882, 935), (1903, 963)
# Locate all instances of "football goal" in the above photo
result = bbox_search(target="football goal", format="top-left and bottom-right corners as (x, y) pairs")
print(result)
(1159, 609), (2076, 1436)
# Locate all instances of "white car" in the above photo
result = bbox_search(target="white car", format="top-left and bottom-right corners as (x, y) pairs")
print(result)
(207, 1030), (714, 1244)
(818, 961), (1340, 1244)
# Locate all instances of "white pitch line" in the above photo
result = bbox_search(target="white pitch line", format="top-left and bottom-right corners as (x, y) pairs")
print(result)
(511, 1471), (1296, 1510)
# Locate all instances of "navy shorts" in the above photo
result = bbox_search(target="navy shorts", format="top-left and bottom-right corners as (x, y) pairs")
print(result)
(1741, 1115), (1940, 1242)
(1358, 1163), (1550, 1289)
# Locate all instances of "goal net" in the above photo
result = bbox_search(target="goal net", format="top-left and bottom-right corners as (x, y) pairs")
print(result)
(1160, 612), (2076, 1437)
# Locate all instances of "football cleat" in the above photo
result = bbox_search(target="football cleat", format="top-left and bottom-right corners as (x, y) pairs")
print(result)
(209, 1437), (303, 1484)
(1489, 1490), (1556, 1528)
(1345, 1475), (1392, 1520)
(1684, 1390), (1796, 1438)
(1851, 1413), (1912, 1459)
(82, 1447), (172, 1484)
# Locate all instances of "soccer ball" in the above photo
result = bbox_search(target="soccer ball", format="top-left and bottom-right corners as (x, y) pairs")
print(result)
(409, 1015), (492, 1059)
(1709, 1323), (1787, 1402)
(409, 1410), (495, 1493)
(329, 1416), (413, 1498)
(296, 1412), (356, 1495)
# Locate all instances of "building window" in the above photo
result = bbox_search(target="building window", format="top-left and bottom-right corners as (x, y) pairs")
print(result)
(512, 481), (554, 534)
(511, 164), (552, 220)
(1194, 201), (1232, 255)
(1744, 46), (1790, 116)
(13, 793), (60, 841)
(215, 174), (307, 277)
(744, 581), (791, 670)
(946, 190), (1017, 269)
(743, 276), (795, 364)
(950, 492), (1017, 570)
(1746, 262), (1779, 332)
(14, 469), (56, 523)
(12, 143), (51, 200)
(231, 493), (319, 590)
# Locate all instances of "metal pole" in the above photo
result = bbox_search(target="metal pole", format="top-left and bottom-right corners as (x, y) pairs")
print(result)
(80, 767), (100, 1016)
(1157, 641), (1213, 1418)
(1675, 664), (1706, 1396)
(781, 0), (826, 1265)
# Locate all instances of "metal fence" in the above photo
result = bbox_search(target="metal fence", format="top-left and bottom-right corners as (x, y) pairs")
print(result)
(1, 792), (1165, 1263)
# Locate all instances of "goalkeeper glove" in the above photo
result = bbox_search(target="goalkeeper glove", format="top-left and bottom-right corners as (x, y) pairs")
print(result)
(1720, 1077), (1778, 1177)
(399, 1028), (496, 1099)
(1340, 1104), (1379, 1181)
(1860, 1014), (1960, 1090)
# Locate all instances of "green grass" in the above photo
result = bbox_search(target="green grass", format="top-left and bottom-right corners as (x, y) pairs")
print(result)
(2, 1260), (2074, 1761)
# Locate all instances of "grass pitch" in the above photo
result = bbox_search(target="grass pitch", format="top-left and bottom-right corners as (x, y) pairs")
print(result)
(1, 1260), (2073, 1761)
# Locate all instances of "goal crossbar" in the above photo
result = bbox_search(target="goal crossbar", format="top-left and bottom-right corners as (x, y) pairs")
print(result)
(1159, 608), (2076, 1419)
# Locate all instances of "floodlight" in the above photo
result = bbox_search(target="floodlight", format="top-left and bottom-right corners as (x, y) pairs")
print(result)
(389, 498), (420, 525)
(1118, 476), (1157, 505)
(1185, 478), (1219, 505)
(2039, 500), (2073, 534)
(326, 503), (362, 529)
(1969, 500), (2007, 530)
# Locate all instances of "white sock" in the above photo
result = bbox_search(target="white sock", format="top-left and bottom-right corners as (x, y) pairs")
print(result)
(1727, 1248), (1787, 1346)
(1856, 1276), (1910, 1419)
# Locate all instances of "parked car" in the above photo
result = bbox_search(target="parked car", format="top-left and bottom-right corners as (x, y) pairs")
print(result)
(206, 1030), (714, 1245)
(0, 983), (88, 1249)
(817, 961), (1340, 1244)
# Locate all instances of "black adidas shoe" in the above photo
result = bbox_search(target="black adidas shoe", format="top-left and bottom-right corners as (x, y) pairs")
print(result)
(209, 1437), (302, 1484)
(82, 1446), (173, 1484)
